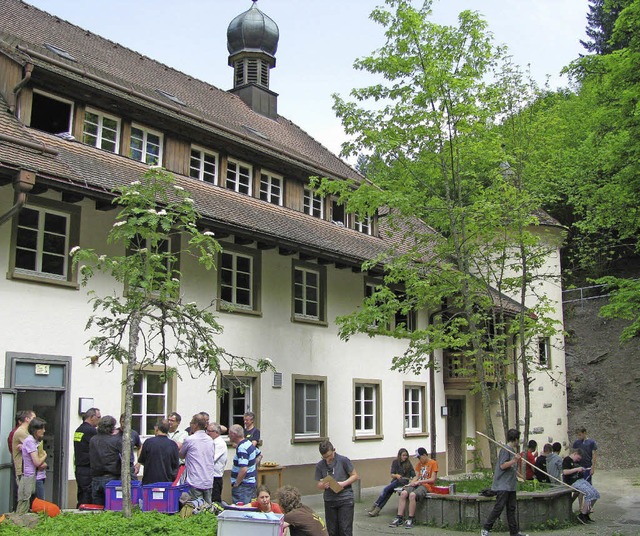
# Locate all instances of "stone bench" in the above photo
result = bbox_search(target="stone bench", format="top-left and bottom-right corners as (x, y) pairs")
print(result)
(410, 486), (574, 530)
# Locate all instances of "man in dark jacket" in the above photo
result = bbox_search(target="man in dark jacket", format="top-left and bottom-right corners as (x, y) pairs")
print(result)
(73, 407), (101, 507)
(137, 418), (180, 485)
(89, 415), (122, 506)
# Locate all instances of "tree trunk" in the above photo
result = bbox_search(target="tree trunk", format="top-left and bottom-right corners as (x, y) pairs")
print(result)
(121, 310), (141, 518)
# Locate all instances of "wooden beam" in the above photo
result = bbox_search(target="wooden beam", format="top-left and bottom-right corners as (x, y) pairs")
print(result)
(334, 263), (349, 270)
(30, 183), (48, 195)
(278, 247), (296, 256)
(257, 242), (276, 250)
(298, 252), (315, 261)
(95, 198), (116, 211)
(234, 236), (254, 246)
(317, 258), (333, 266)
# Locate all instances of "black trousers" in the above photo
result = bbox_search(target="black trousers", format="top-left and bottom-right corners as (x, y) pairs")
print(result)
(75, 465), (93, 507)
(212, 476), (224, 503)
(483, 490), (518, 535)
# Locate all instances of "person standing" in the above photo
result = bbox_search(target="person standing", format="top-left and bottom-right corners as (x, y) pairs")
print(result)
(8, 410), (32, 510)
(546, 442), (564, 483)
(388, 447), (438, 528)
(180, 413), (215, 503)
(573, 427), (597, 483)
(229, 424), (258, 504)
(315, 440), (359, 536)
(16, 417), (47, 514)
(243, 411), (261, 447)
(481, 428), (528, 536)
(206, 422), (228, 503)
(137, 418), (179, 485)
(74, 407), (101, 506)
(89, 415), (122, 506)
(368, 447), (415, 517)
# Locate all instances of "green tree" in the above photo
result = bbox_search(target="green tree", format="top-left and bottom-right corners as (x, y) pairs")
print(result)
(581, 0), (633, 55)
(317, 0), (563, 461)
(71, 168), (271, 517)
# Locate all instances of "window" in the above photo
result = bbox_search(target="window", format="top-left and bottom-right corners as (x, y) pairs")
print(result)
(404, 383), (427, 435)
(218, 247), (261, 313)
(354, 214), (372, 235)
(132, 370), (168, 436)
(9, 197), (80, 286)
(364, 280), (415, 334)
(29, 90), (73, 135)
(293, 375), (326, 441)
(226, 159), (252, 195)
(128, 234), (180, 294)
(393, 291), (416, 332)
(538, 337), (551, 368)
(331, 200), (347, 227)
(354, 381), (382, 439)
(219, 375), (259, 431)
(292, 261), (326, 324)
(259, 171), (283, 205)
(83, 108), (120, 152)
(130, 124), (162, 165)
(190, 146), (218, 184)
(303, 188), (323, 218)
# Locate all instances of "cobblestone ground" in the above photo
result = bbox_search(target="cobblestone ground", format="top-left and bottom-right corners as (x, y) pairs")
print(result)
(302, 468), (640, 536)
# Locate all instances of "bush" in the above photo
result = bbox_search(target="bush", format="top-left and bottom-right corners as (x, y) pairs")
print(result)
(0, 510), (218, 535)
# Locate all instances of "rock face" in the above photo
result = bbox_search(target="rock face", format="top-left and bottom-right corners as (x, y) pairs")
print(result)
(565, 295), (640, 470)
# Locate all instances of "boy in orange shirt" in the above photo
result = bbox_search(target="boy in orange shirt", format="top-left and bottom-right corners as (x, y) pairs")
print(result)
(389, 447), (438, 529)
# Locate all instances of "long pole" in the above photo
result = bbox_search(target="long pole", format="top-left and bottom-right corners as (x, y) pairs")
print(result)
(476, 430), (584, 495)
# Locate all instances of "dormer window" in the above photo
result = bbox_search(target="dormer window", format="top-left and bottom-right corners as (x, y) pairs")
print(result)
(303, 188), (323, 219)
(226, 159), (252, 195)
(30, 90), (73, 135)
(83, 108), (120, 152)
(130, 124), (162, 165)
(259, 171), (282, 205)
(190, 146), (218, 184)
(355, 214), (372, 235)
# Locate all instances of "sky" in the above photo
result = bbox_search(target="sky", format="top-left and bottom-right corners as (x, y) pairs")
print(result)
(24, 0), (590, 157)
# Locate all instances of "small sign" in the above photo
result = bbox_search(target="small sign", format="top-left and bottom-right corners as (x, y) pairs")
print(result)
(35, 364), (50, 375)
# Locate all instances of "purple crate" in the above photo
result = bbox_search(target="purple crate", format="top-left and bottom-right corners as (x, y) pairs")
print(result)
(105, 480), (142, 511)
(142, 482), (190, 513)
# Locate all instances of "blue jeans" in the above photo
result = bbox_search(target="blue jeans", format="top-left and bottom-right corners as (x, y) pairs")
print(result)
(231, 482), (255, 505)
(375, 479), (407, 509)
(91, 475), (116, 506)
(36, 479), (45, 500)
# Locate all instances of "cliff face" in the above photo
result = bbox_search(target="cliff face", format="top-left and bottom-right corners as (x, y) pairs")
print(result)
(565, 296), (640, 469)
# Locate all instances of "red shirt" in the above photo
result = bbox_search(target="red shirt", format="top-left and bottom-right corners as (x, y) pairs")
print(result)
(7, 426), (18, 455)
(250, 501), (283, 514)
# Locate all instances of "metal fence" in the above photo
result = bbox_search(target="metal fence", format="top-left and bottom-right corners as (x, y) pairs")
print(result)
(562, 284), (610, 305)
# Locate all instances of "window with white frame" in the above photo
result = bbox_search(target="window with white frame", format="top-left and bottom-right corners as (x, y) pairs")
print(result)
(219, 248), (260, 311)
(259, 171), (283, 205)
(130, 124), (162, 165)
(226, 159), (252, 195)
(10, 198), (80, 285)
(404, 383), (427, 435)
(538, 337), (551, 368)
(190, 146), (218, 184)
(82, 108), (120, 152)
(293, 376), (326, 440)
(219, 375), (257, 431)
(354, 214), (372, 235)
(132, 371), (168, 436)
(293, 261), (326, 323)
(303, 188), (323, 218)
(354, 382), (381, 438)
(129, 235), (177, 293)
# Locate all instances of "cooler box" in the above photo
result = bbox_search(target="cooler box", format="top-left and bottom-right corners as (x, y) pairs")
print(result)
(105, 480), (143, 511)
(142, 482), (190, 513)
(217, 510), (284, 536)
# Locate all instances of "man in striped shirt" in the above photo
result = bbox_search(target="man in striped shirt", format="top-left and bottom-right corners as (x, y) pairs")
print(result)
(229, 424), (258, 504)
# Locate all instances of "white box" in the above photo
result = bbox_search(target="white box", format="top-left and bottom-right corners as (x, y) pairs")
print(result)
(217, 510), (284, 536)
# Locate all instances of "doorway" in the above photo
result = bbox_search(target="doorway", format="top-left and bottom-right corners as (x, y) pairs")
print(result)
(5, 352), (70, 508)
(446, 398), (465, 473)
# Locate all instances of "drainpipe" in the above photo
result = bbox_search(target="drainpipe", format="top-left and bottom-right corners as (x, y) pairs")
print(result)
(0, 169), (36, 226)
(8, 62), (33, 115)
(428, 307), (444, 460)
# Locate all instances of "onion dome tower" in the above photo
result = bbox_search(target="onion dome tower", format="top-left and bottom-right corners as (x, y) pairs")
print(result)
(227, 0), (280, 119)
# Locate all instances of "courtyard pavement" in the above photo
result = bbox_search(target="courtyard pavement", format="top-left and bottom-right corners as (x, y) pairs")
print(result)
(302, 467), (640, 536)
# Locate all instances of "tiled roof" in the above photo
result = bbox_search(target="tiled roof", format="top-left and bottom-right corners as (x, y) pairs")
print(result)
(0, 0), (363, 183)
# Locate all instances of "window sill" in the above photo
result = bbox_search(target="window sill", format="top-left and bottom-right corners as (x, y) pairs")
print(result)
(8, 270), (79, 289)
(291, 316), (328, 327)
(218, 303), (262, 317)
(291, 435), (328, 444)
(353, 434), (384, 441)
(403, 432), (429, 439)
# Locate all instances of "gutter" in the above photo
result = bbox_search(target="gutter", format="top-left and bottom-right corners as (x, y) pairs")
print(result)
(0, 132), (59, 156)
(8, 62), (33, 114)
(0, 169), (36, 226)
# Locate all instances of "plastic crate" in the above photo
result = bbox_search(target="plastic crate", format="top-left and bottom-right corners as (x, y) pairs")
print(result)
(217, 510), (284, 536)
(142, 482), (190, 513)
(105, 480), (143, 511)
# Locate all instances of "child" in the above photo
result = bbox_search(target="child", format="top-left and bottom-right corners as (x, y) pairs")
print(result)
(368, 448), (415, 516)
(251, 485), (283, 513)
(278, 485), (327, 536)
